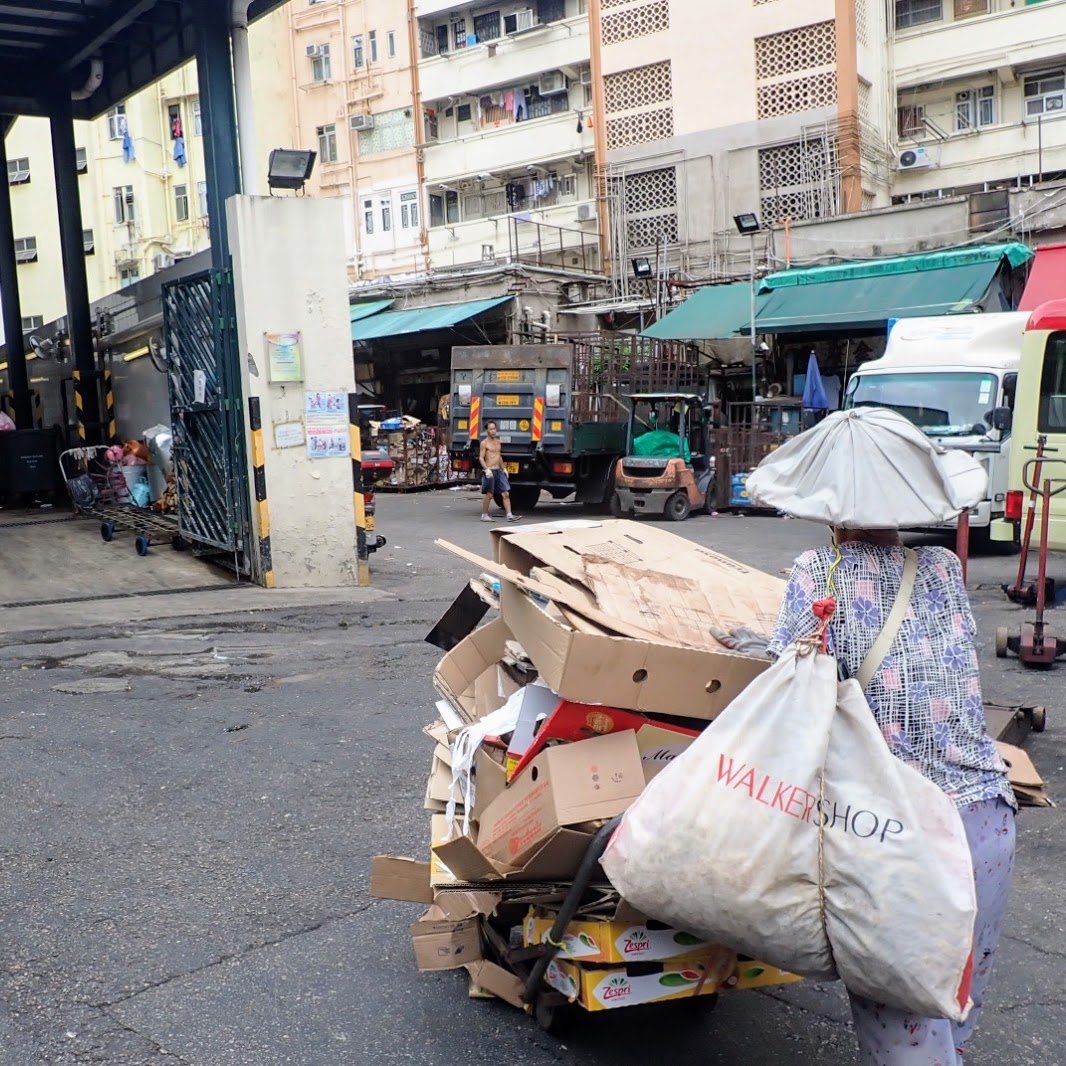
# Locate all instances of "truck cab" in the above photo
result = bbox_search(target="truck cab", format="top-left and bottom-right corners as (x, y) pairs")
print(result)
(612, 393), (715, 521)
(994, 301), (1066, 550)
(842, 313), (1025, 534)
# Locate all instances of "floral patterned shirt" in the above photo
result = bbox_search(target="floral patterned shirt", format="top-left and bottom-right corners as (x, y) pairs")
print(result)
(767, 542), (1015, 810)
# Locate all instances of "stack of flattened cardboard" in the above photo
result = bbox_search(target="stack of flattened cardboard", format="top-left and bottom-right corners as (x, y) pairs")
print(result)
(372, 520), (803, 1015)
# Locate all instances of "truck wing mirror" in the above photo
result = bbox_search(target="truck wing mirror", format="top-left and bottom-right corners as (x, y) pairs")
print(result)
(990, 406), (1013, 433)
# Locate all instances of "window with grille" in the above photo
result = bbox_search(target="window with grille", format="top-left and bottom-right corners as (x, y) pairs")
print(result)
(107, 104), (127, 140)
(955, 86), (995, 130)
(113, 186), (135, 224)
(429, 190), (459, 227)
(387, 30), (396, 57)
(538, 0), (567, 23)
(363, 198), (374, 235)
(452, 18), (467, 49)
(310, 44), (331, 81)
(21, 316), (43, 334)
(897, 104), (926, 138)
(6, 157), (29, 185)
(381, 200), (392, 232)
(895, 0), (942, 29)
(457, 103), (473, 123)
(616, 167), (678, 249)
(474, 12), (501, 41)
(758, 139), (840, 222)
(192, 99), (202, 136)
(83, 229), (94, 255)
(120, 266), (140, 289)
(953, 0), (988, 17)
(754, 21), (836, 81)
(317, 123), (338, 163)
(370, 30), (378, 63)
(174, 183), (189, 222)
(14, 237), (37, 263)
(353, 35), (365, 67)
(1024, 71), (1065, 118)
(76, 147), (88, 174)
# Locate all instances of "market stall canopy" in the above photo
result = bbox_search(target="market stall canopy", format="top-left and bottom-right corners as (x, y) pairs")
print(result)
(640, 282), (762, 341)
(351, 296), (514, 343)
(0, 0), (287, 120)
(349, 300), (394, 338)
(1018, 242), (1066, 312)
(744, 242), (1033, 335)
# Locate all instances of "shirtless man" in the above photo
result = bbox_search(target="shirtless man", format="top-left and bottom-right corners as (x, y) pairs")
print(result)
(479, 422), (520, 523)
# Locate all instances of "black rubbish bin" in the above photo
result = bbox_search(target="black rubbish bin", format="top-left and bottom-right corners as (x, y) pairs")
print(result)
(0, 428), (61, 498)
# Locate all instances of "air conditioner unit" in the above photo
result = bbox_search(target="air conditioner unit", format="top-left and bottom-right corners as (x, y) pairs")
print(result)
(350, 114), (375, 131)
(897, 147), (932, 171)
(539, 71), (567, 96)
(154, 253), (176, 270)
(579, 68), (592, 86)
(514, 8), (536, 31)
(305, 44), (325, 57)
(575, 202), (597, 222)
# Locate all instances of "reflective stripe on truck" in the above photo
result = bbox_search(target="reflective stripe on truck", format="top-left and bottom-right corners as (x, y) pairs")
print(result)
(469, 396), (481, 441)
(532, 397), (544, 442)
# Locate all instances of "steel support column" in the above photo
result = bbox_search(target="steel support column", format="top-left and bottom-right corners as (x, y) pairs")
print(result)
(0, 120), (33, 429)
(50, 89), (101, 442)
(194, 0), (242, 264)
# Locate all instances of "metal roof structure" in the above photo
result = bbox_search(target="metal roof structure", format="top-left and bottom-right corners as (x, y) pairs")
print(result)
(0, 0), (286, 120)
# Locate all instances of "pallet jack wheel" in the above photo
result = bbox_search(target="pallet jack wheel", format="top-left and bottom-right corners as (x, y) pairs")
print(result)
(135, 535), (150, 557)
(171, 534), (187, 551)
(995, 626), (1010, 659)
(1031, 706), (1047, 733)
(100, 521), (115, 542)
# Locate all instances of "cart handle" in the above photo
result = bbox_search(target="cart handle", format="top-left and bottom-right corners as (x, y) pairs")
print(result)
(1022, 457), (1066, 496)
(522, 814), (622, 1005)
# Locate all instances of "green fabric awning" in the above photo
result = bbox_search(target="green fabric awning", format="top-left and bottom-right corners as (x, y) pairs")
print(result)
(349, 300), (394, 331)
(750, 260), (1006, 334)
(351, 296), (513, 342)
(640, 282), (760, 340)
(759, 241), (1032, 290)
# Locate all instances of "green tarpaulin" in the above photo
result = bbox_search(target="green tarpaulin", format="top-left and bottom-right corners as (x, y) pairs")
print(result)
(640, 282), (758, 341)
(351, 296), (513, 342)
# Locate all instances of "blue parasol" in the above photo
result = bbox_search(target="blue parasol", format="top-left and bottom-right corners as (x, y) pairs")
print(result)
(802, 350), (830, 411)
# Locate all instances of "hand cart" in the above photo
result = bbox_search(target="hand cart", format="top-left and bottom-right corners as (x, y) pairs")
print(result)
(468, 816), (798, 1033)
(996, 457), (1066, 669)
(60, 446), (186, 557)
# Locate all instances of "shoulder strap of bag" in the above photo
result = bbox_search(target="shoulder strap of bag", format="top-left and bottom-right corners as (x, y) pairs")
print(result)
(855, 547), (918, 692)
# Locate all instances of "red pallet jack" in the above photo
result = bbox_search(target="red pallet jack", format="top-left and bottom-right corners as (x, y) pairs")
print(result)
(1004, 437), (1056, 607)
(997, 456), (1066, 670)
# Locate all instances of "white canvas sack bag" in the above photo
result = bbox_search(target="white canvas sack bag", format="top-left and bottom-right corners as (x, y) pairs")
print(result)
(602, 548), (977, 1021)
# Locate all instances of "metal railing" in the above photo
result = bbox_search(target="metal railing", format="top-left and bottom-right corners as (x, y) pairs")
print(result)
(508, 216), (599, 272)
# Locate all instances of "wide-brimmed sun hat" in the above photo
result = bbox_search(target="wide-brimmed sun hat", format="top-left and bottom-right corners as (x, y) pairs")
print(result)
(744, 407), (988, 529)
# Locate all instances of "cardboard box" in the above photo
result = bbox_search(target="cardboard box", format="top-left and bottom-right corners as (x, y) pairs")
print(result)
(476, 730), (645, 870)
(544, 949), (736, 1011)
(498, 581), (767, 721)
(507, 699), (700, 782)
(523, 909), (714, 965)
(996, 741), (1052, 807)
(370, 856), (434, 904)
(472, 746), (508, 825)
(433, 825), (596, 885)
(721, 957), (803, 992)
(410, 908), (482, 972)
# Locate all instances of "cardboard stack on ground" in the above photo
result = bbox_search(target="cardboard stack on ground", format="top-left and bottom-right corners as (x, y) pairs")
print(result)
(371, 519), (806, 1014)
(370, 518), (1050, 1016)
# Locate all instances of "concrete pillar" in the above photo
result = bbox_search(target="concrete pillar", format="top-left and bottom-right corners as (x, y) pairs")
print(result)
(194, 0), (242, 264)
(227, 196), (362, 588)
(50, 89), (101, 441)
(0, 119), (32, 429)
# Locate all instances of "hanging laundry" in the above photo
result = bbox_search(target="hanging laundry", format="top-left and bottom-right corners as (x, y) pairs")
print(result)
(122, 129), (135, 163)
(479, 96), (492, 111)
(576, 114), (583, 134)
(503, 90), (514, 113)
(173, 136), (187, 168)
(171, 113), (183, 140)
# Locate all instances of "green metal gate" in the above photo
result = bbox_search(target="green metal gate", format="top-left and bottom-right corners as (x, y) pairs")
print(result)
(162, 268), (250, 560)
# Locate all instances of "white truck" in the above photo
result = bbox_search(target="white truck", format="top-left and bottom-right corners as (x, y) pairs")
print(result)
(842, 312), (1027, 538)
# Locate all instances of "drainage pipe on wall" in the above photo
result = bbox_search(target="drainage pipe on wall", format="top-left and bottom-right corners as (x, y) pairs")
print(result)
(232, 0), (259, 195)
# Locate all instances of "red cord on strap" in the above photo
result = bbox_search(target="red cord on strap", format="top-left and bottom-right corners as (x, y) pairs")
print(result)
(812, 598), (836, 653)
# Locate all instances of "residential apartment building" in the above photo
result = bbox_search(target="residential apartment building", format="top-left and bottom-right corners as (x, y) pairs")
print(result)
(415, 0), (599, 271)
(5, 8), (293, 330)
(286, 0), (424, 279)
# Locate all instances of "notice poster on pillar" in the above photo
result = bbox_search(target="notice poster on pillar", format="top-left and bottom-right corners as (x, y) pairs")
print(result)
(305, 390), (350, 460)
(266, 331), (304, 383)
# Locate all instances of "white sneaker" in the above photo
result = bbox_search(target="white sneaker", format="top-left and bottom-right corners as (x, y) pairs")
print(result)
(480, 514), (494, 522)
(506, 514), (522, 522)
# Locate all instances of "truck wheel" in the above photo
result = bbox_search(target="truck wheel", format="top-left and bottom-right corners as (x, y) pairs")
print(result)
(508, 486), (540, 513)
(665, 491), (691, 522)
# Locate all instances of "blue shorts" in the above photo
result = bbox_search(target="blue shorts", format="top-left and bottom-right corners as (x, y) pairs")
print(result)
(481, 468), (510, 495)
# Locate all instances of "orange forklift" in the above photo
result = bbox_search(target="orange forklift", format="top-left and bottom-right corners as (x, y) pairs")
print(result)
(611, 392), (716, 521)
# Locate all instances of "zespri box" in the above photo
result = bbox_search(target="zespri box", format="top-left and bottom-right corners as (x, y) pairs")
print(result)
(545, 949), (735, 1011)
(523, 909), (714, 965)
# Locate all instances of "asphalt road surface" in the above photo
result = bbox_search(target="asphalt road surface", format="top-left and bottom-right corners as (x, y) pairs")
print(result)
(0, 489), (1062, 1065)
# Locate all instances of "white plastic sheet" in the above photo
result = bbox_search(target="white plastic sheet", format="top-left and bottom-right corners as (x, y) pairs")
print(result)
(744, 408), (987, 529)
